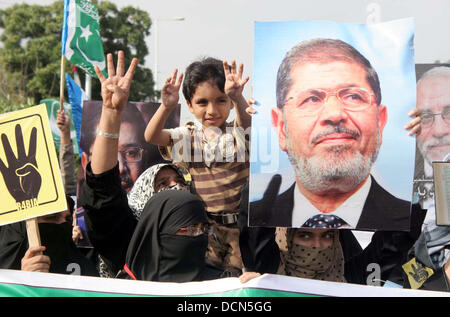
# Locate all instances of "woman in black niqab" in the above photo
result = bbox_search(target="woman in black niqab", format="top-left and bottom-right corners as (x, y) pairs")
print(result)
(0, 196), (98, 276)
(123, 190), (224, 282)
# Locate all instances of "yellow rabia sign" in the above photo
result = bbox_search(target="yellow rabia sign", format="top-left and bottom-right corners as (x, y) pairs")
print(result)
(0, 104), (67, 226)
(402, 257), (434, 289)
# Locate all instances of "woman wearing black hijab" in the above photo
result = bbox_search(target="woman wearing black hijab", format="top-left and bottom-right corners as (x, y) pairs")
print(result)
(121, 190), (224, 282)
(0, 195), (99, 276)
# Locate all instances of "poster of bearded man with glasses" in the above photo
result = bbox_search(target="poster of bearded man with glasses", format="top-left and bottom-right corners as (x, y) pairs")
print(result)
(248, 18), (417, 231)
(413, 64), (450, 209)
(74, 101), (180, 248)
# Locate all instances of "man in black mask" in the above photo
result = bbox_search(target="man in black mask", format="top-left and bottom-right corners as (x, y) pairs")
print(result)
(0, 195), (98, 276)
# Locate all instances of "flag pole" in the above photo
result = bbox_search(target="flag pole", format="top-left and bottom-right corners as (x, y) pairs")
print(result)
(85, 73), (92, 100)
(60, 0), (69, 111)
(60, 55), (65, 111)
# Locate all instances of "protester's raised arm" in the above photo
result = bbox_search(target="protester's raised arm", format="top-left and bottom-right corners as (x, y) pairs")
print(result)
(56, 109), (76, 195)
(91, 51), (138, 175)
(144, 69), (183, 146)
(223, 60), (251, 129)
(56, 109), (72, 145)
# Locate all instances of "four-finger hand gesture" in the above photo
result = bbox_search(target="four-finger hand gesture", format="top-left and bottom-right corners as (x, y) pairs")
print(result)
(95, 50), (138, 112)
(161, 69), (183, 110)
(0, 124), (41, 203)
(223, 60), (249, 101)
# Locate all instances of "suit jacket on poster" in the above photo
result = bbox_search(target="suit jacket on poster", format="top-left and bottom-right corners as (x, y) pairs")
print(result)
(249, 175), (411, 231)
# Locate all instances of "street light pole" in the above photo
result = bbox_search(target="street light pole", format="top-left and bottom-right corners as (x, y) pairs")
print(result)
(154, 18), (158, 97)
(153, 16), (185, 100)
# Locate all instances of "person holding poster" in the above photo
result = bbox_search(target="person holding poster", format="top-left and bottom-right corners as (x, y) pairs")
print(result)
(56, 108), (84, 243)
(249, 19), (418, 231)
(56, 108), (77, 196)
(0, 107), (97, 276)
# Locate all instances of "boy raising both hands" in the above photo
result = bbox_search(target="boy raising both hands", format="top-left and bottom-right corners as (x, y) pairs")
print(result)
(145, 58), (251, 275)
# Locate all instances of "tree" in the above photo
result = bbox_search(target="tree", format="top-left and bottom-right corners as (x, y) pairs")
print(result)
(94, 0), (156, 102)
(0, 2), (64, 107)
(0, 0), (156, 110)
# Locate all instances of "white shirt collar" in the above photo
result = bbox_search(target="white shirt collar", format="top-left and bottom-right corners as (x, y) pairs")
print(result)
(291, 176), (372, 228)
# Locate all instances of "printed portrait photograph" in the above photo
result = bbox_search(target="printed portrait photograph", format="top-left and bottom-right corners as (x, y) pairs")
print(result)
(75, 101), (180, 247)
(412, 63), (450, 210)
(248, 18), (417, 231)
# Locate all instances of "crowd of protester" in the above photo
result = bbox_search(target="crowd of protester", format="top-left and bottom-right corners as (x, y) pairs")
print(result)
(0, 47), (448, 293)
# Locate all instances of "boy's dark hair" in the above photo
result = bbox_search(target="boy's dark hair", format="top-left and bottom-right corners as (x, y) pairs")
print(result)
(182, 57), (226, 103)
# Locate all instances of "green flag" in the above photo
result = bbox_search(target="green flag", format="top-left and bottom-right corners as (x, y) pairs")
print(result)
(61, 0), (106, 78)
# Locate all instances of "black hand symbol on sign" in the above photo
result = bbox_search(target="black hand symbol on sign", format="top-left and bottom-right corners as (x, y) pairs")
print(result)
(408, 262), (429, 283)
(0, 124), (42, 203)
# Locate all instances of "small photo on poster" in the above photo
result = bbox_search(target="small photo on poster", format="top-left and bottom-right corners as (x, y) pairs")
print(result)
(412, 63), (450, 210)
(75, 101), (180, 247)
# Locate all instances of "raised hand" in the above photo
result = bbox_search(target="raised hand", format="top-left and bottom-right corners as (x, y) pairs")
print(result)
(56, 109), (72, 146)
(56, 109), (71, 135)
(161, 69), (183, 110)
(0, 124), (41, 203)
(94, 50), (138, 112)
(223, 60), (249, 101)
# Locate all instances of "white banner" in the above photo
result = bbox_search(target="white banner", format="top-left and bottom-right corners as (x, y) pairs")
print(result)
(0, 269), (448, 297)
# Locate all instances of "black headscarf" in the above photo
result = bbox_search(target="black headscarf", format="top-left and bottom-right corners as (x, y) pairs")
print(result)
(124, 190), (221, 282)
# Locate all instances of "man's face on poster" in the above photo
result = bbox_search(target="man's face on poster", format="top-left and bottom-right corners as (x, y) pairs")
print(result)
(117, 121), (146, 193)
(416, 75), (450, 165)
(272, 60), (387, 194)
(81, 121), (148, 194)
